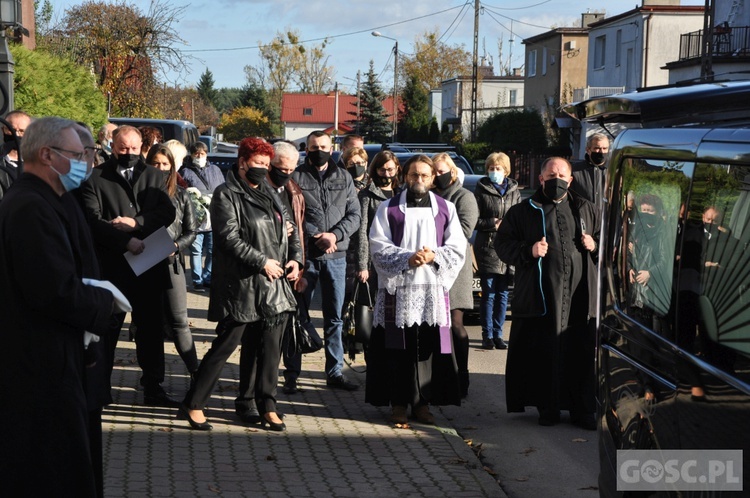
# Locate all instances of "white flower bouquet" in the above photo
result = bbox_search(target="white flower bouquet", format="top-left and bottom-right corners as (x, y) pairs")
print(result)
(186, 187), (212, 230)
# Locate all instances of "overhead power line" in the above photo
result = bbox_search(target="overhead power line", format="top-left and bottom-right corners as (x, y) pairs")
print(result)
(183, 4), (466, 53)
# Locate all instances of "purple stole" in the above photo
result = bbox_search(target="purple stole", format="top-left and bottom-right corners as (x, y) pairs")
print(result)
(383, 193), (452, 353)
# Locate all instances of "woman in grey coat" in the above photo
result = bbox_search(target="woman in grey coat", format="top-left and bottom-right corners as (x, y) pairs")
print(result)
(432, 153), (479, 398)
(474, 152), (521, 350)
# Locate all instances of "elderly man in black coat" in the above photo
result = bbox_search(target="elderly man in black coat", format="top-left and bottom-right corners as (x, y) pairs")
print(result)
(0, 117), (115, 496)
(496, 157), (599, 430)
(80, 125), (177, 406)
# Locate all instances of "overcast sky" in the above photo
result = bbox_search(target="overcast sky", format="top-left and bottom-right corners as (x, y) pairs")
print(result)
(52, 0), (704, 91)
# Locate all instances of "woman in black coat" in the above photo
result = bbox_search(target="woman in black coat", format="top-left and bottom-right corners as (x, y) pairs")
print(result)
(145, 145), (199, 376)
(432, 152), (479, 398)
(181, 137), (301, 431)
(474, 152), (521, 350)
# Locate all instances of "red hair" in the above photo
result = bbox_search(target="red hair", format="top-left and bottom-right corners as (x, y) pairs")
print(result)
(238, 137), (274, 162)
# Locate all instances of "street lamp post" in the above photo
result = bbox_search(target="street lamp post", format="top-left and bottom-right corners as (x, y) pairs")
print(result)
(372, 31), (398, 142)
(0, 0), (21, 115)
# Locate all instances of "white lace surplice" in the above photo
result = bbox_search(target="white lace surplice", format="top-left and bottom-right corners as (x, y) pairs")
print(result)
(369, 191), (466, 329)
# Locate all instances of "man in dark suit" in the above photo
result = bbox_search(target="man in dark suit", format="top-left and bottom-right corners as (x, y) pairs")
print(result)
(0, 110), (32, 201)
(0, 116), (115, 496)
(571, 132), (610, 209)
(80, 125), (177, 406)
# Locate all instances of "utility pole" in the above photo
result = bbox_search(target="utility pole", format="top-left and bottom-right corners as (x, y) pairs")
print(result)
(393, 40), (398, 142)
(356, 70), (361, 135)
(333, 81), (339, 139)
(700, 0), (715, 82)
(470, 0), (479, 141)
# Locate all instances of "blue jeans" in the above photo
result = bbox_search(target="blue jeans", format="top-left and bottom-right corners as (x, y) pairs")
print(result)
(190, 232), (213, 286)
(480, 273), (509, 340)
(304, 257), (347, 378)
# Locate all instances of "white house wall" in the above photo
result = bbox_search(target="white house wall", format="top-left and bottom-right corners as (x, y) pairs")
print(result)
(441, 79), (525, 139)
(283, 123), (321, 146)
(588, 11), (704, 90)
(716, 0), (750, 26)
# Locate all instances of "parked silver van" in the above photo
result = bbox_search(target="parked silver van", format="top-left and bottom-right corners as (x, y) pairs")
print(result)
(566, 81), (750, 496)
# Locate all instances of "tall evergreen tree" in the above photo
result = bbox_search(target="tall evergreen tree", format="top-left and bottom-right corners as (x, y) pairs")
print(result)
(197, 69), (217, 106)
(351, 60), (392, 144)
(399, 74), (431, 142)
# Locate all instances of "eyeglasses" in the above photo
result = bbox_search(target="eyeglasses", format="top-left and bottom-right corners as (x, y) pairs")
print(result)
(407, 173), (432, 181)
(377, 167), (396, 175)
(50, 146), (86, 162)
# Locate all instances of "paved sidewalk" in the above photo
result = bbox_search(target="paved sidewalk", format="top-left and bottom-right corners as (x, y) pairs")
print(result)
(102, 288), (505, 497)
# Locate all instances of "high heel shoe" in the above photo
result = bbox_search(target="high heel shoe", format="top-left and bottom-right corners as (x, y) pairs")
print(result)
(263, 412), (286, 432)
(178, 405), (213, 431)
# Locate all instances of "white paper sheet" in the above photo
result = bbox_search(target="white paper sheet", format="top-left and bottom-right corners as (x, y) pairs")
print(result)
(123, 226), (175, 276)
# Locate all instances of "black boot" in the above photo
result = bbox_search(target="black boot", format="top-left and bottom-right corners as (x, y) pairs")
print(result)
(459, 369), (470, 398)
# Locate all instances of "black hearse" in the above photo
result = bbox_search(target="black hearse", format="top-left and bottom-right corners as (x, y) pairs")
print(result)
(565, 81), (750, 496)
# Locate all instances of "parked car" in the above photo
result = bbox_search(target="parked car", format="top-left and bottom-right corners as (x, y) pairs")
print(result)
(565, 80), (750, 497)
(108, 117), (200, 147)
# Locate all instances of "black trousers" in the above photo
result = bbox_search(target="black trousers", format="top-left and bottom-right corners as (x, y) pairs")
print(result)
(163, 258), (198, 373)
(185, 315), (288, 414)
(105, 288), (165, 390)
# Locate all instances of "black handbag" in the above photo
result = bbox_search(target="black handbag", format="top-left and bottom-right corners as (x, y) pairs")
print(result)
(352, 281), (373, 347)
(288, 294), (322, 355)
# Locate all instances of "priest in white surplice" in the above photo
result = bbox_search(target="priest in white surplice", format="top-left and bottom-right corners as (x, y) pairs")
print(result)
(365, 154), (466, 425)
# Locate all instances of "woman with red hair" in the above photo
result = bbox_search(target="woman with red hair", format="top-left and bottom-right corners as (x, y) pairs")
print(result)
(180, 137), (302, 431)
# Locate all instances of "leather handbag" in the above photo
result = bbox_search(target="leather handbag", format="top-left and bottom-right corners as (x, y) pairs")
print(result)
(352, 280), (373, 346)
(287, 294), (322, 355)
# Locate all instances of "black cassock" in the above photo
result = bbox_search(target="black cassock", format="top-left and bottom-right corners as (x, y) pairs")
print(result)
(0, 174), (113, 497)
(496, 189), (597, 417)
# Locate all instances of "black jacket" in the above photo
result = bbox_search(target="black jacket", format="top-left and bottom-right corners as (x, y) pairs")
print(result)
(208, 170), (301, 323)
(355, 181), (390, 271)
(473, 177), (521, 275)
(292, 158), (361, 260)
(168, 186), (198, 253)
(0, 157), (17, 202)
(570, 155), (606, 207)
(79, 156), (176, 291)
(496, 188), (599, 321)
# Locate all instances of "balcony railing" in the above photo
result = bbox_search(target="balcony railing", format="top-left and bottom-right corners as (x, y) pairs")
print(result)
(679, 26), (750, 61)
(573, 87), (625, 102)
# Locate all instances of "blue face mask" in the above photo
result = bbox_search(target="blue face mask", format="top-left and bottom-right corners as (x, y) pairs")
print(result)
(488, 171), (505, 184)
(50, 150), (90, 191)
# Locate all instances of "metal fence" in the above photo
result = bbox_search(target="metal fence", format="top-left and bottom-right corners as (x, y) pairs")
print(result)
(509, 152), (572, 189)
(679, 26), (750, 60)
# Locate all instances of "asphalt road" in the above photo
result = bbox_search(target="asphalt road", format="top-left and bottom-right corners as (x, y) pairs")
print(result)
(438, 314), (599, 497)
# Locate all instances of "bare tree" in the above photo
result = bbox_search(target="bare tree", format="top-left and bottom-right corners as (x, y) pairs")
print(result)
(50, 0), (189, 116)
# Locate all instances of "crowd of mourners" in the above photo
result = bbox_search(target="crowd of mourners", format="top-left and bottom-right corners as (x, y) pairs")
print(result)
(0, 112), (609, 496)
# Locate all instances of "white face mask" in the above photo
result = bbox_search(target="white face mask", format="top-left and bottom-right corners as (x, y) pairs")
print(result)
(195, 156), (207, 168)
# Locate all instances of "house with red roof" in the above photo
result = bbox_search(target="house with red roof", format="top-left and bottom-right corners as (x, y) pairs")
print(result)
(281, 92), (396, 147)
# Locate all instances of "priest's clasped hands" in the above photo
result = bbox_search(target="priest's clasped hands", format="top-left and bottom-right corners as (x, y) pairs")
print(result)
(408, 246), (435, 267)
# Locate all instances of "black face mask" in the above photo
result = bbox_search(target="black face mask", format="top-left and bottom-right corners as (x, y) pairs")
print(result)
(117, 153), (140, 169)
(639, 212), (658, 227)
(347, 165), (366, 179)
(244, 166), (268, 186)
(307, 150), (331, 168)
(374, 175), (392, 188)
(542, 177), (569, 200)
(3, 133), (18, 151)
(434, 172), (452, 190)
(269, 166), (291, 188)
(589, 151), (606, 167)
